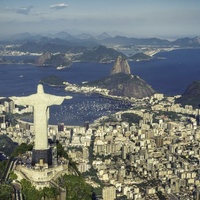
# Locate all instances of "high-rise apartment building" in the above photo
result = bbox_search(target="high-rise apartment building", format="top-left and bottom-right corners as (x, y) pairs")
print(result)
(102, 186), (116, 200)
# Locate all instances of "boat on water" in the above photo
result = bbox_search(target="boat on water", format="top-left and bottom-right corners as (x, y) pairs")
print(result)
(56, 64), (72, 70)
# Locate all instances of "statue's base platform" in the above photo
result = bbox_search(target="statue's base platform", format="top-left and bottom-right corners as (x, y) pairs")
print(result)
(14, 163), (69, 190)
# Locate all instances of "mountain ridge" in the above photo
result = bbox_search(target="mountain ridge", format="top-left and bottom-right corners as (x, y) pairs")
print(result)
(2, 32), (200, 48)
(77, 45), (126, 63)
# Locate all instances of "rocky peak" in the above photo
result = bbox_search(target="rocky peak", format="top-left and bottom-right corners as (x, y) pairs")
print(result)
(35, 52), (51, 65)
(110, 56), (131, 75)
(193, 36), (200, 44)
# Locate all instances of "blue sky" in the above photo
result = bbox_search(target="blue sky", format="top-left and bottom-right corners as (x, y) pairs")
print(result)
(1, 0), (200, 38)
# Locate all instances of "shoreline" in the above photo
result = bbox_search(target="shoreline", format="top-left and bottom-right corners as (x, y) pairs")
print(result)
(141, 46), (200, 58)
(1, 47), (200, 65)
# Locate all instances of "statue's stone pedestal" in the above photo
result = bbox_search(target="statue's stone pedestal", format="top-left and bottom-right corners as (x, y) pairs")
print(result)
(32, 148), (52, 166)
(14, 163), (69, 190)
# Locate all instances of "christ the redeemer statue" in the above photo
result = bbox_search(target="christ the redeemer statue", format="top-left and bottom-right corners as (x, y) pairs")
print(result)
(11, 84), (72, 166)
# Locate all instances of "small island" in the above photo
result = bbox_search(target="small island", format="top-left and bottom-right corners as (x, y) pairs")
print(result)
(35, 53), (72, 69)
(129, 52), (152, 61)
(40, 75), (66, 87)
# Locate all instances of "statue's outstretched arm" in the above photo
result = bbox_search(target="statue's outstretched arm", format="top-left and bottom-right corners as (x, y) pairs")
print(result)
(9, 96), (17, 101)
(10, 96), (33, 106)
(47, 95), (72, 106)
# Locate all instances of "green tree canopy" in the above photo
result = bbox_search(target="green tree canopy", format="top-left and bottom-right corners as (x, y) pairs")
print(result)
(121, 113), (142, 124)
(0, 184), (14, 200)
(10, 143), (33, 158)
(59, 174), (93, 200)
(20, 179), (58, 200)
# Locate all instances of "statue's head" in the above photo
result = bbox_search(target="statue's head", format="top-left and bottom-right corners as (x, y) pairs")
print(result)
(37, 84), (44, 94)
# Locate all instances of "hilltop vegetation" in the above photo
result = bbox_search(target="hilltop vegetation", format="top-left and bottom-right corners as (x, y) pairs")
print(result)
(19, 175), (93, 200)
(40, 75), (66, 86)
(35, 53), (72, 68)
(58, 174), (93, 200)
(0, 184), (14, 200)
(121, 113), (142, 124)
(77, 45), (126, 63)
(87, 73), (155, 98)
(130, 52), (152, 61)
(10, 143), (33, 158)
(176, 80), (200, 108)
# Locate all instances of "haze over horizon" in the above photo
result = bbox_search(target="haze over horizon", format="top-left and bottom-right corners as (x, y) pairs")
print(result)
(0, 0), (200, 39)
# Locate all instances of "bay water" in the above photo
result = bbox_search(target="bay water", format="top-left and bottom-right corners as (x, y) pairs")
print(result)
(0, 48), (200, 125)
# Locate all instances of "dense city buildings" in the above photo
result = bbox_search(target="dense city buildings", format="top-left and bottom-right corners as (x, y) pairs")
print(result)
(0, 91), (200, 199)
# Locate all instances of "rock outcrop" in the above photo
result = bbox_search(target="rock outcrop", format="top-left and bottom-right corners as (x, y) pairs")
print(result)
(183, 80), (200, 96)
(110, 56), (131, 75)
(86, 57), (155, 98)
(35, 53), (72, 68)
(87, 73), (155, 99)
(108, 74), (155, 98)
(176, 80), (200, 108)
(35, 52), (51, 65)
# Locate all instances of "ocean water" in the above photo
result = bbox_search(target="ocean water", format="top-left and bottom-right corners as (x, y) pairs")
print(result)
(0, 48), (200, 125)
(130, 48), (200, 95)
(0, 62), (112, 96)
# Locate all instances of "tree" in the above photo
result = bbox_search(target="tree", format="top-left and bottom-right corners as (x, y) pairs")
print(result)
(0, 184), (14, 200)
(60, 174), (93, 200)
(56, 141), (80, 176)
(9, 171), (18, 180)
(42, 187), (59, 200)
(20, 179), (59, 200)
(121, 113), (142, 124)
(57, 142), (68, 158)
(10, 143), (33, 158)
(21, 179), (38, 200)
(0, 160), (8, 179)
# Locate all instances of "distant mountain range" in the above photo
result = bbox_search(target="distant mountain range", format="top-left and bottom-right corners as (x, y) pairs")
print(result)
(1, 32), (200, 64)
(10, 37), (87, 53)
(2, 31), (200, 48)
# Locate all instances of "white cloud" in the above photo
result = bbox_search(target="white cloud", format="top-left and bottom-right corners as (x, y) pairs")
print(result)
(6, 6), (33, 15)
(16, 6), (33, 15)
(50, 3), (68, 10)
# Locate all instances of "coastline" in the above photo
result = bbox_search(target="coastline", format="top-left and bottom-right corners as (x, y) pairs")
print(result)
(148, 46), (200, 57)
(1, 47), (200, 66)
(1, 48), (199, 124)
